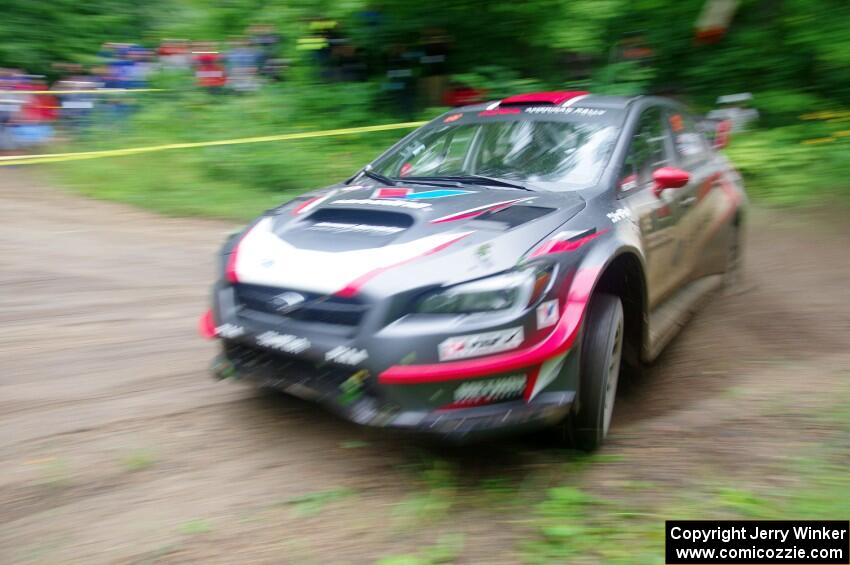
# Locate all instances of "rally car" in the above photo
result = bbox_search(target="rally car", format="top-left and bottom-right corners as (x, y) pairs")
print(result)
(199, 90), (746, 449)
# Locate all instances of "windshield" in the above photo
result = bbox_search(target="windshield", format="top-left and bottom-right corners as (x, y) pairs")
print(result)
(370, 119), (620, 191)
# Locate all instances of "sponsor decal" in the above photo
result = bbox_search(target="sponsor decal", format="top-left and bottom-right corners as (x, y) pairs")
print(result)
(256, 331), (311, 354)
(479, 108), (521, 117)
(453, 374), (527, 404)
(309, 221), (404, 235)
(215, 323), (245, 339)
(443, 113), (462, 123)
(338, 369), (369, 405)
(406, 189), (473, 200)
(607, 207), (632, 223)
(271, 291), (306, 314)
(536, 299), (559, 329)
(524, 106), (606, 117)
(332, 198), (431, 210)
(372, 187), (412, 199)
(325, 346), (369, 366)
(438, 327), (524, 361)
(372, 187), (473, 200)
(475, 243), (493, 264)
(430, 197), (531, 224)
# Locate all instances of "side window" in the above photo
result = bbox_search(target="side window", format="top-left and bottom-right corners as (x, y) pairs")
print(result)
(668, 111), (710, 165)
(619, 107), (670, 193)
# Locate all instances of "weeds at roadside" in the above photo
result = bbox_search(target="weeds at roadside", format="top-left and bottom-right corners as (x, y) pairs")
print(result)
(376, 533), (465, 565)
(392, 461), (457, 526)
(177, 519), (213, 535)
(122, 449), (157, 472)
(340, 440), (371, 449)
(281, 487), (356, 517)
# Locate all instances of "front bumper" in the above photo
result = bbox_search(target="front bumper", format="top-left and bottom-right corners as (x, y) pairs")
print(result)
(213, 340), (575, 439)
(206, 273), (587, 439)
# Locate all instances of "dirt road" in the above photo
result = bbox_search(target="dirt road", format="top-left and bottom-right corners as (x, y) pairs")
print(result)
(2, 168), (849, 564)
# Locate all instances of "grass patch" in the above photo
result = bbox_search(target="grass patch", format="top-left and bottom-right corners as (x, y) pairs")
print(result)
(177, 519), (212, 535)
(122, 449), (157, 472)
(46, 85), (422, 221)
(376, 534), (465, 565)
(282, 487), (356, 517)
(519, 386), (850, 564)
(392, 461), (458, 526)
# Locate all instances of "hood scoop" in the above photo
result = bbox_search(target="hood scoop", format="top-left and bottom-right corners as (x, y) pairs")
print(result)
(275, 207), (413, 251)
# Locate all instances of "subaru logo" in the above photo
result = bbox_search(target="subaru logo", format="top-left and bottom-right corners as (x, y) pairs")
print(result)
(271, 291), (306, 314)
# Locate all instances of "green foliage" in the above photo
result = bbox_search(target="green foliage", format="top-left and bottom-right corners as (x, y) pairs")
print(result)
(376, 534), (465, 565)
(726, 126), (850, 204)
(0, 0), (164, 76)
(451, 66), (548, 99)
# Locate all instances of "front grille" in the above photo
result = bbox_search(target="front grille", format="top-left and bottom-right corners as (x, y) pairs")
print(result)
(224, 342), (359, 395)
(234, 283), (368, 327)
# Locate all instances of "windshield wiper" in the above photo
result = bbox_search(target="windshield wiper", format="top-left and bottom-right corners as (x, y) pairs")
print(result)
(406, 175), (535, 192)
(360, 168), (397, 186)
(359, 171), (465, 189)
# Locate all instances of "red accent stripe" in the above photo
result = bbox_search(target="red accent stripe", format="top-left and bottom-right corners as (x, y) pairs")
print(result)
(225, 245), (240, 283)
(430, 199), (524, 224)
(377, 267), (601, 384)
(291, 196), (321, 215)
(335, 233), (472, 298)
(225, 225), (257, 283)
(528, 229), (607, 258)
(500, 90), (589, 106)
(198, 309), (216, 339)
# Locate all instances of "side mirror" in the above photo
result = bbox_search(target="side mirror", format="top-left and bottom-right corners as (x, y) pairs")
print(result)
(652, 167), (690, 197)
(713, 119), (731, 149)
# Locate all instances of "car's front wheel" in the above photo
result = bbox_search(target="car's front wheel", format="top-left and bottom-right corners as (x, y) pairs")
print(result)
(565, 293), (624, 451)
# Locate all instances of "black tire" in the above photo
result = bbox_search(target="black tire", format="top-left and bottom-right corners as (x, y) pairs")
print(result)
(565, 293), (624, 451)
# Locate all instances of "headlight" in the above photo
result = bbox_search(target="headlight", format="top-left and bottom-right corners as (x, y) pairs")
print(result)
(416, 263), (554, 314)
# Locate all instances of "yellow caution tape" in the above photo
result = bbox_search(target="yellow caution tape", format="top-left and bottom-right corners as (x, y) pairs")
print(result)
(0, 121), (428, 167)
(800, 137), (836, 145)
(4, 88), (166, 94)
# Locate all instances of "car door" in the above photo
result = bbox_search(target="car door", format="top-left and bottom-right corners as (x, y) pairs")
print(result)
(664, 107), (724, 283)
(617, 105), (684, 308)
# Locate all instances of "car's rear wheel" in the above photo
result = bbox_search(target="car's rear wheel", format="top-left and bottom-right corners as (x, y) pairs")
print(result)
(564, 293), (624, 451)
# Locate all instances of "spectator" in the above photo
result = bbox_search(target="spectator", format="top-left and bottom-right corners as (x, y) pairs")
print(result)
(226, 37), (260, 93)
(194, 49), (227, 93)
